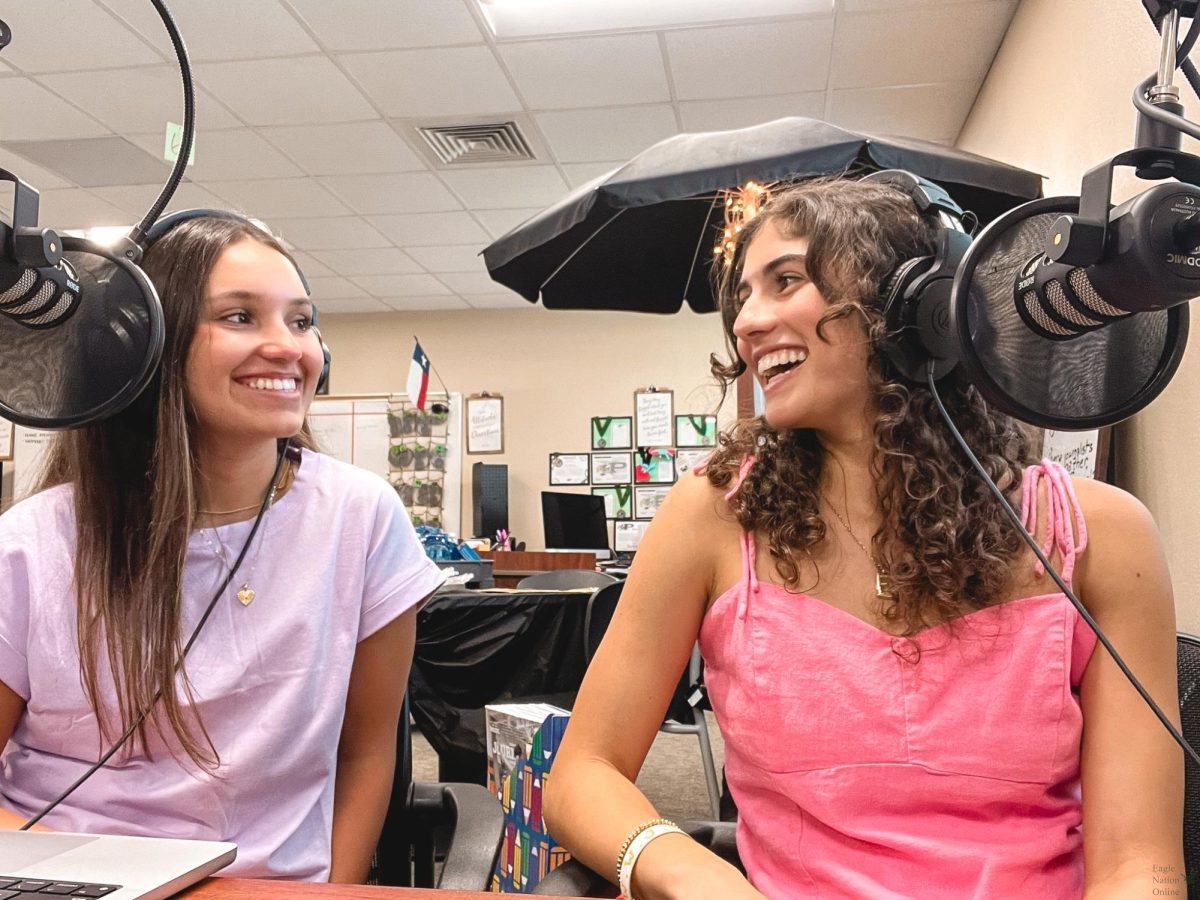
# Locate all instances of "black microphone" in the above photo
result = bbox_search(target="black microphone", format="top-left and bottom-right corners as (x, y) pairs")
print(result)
(0, 220), (82, 329)
(1015, 181), (1200, 340)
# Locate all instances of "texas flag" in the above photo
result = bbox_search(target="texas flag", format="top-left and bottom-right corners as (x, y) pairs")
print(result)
(406, 341), (431, 410)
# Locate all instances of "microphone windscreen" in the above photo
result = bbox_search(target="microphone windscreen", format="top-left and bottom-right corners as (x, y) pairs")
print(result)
(0, 237), (163, 429)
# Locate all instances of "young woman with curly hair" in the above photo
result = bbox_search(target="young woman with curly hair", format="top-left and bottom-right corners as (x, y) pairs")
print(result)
(544, 177), (1182, 898)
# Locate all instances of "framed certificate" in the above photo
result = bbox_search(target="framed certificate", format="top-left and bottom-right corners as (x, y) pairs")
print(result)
(634, 485), (671, 519)
(675, 414), (717, 447)
(548, 453), (590, 485)
(591, 452), (632, 485)
(591, 416), (632, 450)
(592, 485), (633, 519)
(635, 446), (676, 484)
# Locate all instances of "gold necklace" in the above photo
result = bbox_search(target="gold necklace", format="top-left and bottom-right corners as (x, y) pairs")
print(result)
(825, 501), (892, 601)
(200, 461), (292, 606)
(197, 464), (296, 517)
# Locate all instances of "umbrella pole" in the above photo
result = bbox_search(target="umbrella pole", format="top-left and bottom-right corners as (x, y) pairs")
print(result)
(681, 193), (723, 307)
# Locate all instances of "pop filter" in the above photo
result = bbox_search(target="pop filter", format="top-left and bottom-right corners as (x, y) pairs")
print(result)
(949, 195), (1189, 430)
(0, 235), (163, 428)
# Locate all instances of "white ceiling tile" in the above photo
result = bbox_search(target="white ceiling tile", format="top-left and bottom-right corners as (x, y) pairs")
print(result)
(465, 293), (534, 310)
(679, 94), (827, 132)
(499, 34), (671, 109)
(306, 276), (370, 300)
(36, 188), (134, 231)
(439, 165), (569, 210)
(354, 273), (452, 296)
(204, 177), (353, 218)
(39, 66), (241, 134)
(368, 211), (493, 246)
(0, 147), (72, 191)
(271, 216), (393, 251)
(316, 297), (395, 314)
(288, 0), (486, 51)
(832, 4), (1015, 89)
(436, 272), (503, 295)
(290, 251), (337, 279)
(1, 4), (162, 72)
(472, 208), (545, 239)
(90, 181), (232, 220)
(404, 245), (489, 273)
(318, 172), (463, 215)
(2, 137), (167, 188)
(155, 0), (319, 61)
(340, 47), (522, 118)
(667, 20), (834, 101)
(383, 295), (474, 312)
(829, 82), (978, 142)
(0, 80), (110, 142)
(534, 106), (678, 164)
(311, 248), (425, 276)
(197, 57), (377, 127)
(126, 129), (305, 181)
(259, 122), (426, 175)
(561, 163), (618, 188)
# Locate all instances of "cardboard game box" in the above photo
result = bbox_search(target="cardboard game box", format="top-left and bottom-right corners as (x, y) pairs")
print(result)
(486, 702), (572, 893)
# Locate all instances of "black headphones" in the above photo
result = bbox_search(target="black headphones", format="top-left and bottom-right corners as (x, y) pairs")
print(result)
(143, 208), (331, 394)
(862, 170), (973, 383)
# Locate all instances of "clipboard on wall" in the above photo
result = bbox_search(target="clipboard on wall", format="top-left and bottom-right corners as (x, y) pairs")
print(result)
(466, 392), (504, 454)
(634, 388), (673, 448)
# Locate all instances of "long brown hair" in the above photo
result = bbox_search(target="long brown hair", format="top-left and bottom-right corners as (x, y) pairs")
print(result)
(705, 177), (1031, 634)
(36, 216), (317, 767)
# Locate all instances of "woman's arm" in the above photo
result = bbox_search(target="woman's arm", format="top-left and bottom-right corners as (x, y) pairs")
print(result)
(0, 680), (30, 830)
(1072, 477), (1184, 898)
(543, 474), (765, 900)
(329, 606), (419, 883)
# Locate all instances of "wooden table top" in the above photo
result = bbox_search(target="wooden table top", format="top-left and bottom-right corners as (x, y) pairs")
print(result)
(179, 878), (574, 898)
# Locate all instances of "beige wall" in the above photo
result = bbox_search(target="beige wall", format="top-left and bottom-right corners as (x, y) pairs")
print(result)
(959, 0), (1200, 631)
(318, 306), (735, 550)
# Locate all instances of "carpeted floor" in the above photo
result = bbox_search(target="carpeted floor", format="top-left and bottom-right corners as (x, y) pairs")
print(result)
(411, 711), (727, 824)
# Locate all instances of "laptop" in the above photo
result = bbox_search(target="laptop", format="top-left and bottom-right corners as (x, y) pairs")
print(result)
(0, 830), (236, 899)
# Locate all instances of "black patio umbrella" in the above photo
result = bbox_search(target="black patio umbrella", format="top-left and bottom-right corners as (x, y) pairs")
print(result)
(483, 117), (1044, 314)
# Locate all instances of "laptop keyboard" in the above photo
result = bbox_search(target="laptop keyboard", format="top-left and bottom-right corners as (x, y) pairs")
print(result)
(0, 879), (120, 897)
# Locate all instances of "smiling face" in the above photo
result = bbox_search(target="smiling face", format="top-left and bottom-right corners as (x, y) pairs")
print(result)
(184, 237), (323, 455)
(732, 219), (874, 436)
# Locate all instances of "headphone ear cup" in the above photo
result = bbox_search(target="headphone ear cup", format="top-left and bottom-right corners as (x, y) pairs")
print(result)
(311, 324), (331, 395)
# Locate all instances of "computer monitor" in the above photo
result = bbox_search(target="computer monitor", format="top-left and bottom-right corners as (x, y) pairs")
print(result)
(541, 491), (611, 559)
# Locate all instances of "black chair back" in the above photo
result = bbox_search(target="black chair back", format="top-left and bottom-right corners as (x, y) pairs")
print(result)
(583, 581), (624, 661)
(1178, 632), (1200, 897)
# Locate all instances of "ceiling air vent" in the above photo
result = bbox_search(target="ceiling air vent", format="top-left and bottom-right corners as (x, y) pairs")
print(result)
(417, 121), (535, 165)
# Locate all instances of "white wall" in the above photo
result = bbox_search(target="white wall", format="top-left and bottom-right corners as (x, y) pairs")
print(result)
(959, 0), (1200, 630)
(318, 306), (735, 550)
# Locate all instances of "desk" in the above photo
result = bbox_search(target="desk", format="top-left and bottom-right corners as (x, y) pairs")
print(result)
(411, 587), (592, 783)
(478, 550), (596, 587)
(180, 878), (572, 898)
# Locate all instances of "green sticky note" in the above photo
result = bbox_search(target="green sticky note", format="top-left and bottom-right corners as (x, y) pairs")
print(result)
(163, 122), (195, 165)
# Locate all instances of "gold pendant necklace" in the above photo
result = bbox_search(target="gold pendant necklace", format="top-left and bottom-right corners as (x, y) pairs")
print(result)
(200, 461), (291, 607)
(825, 498), (892, 601)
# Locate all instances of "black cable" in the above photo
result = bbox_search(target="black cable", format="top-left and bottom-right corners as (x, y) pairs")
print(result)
(19, 442), (288, 830)
(925, 362), (1200, 767)
(127, 0), (194, 248)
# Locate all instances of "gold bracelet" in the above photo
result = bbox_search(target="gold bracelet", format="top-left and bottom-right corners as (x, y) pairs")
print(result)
(616, 817), (678, 887)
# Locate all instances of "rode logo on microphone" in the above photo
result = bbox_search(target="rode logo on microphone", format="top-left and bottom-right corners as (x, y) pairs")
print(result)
(1167, 252), (1200, 267)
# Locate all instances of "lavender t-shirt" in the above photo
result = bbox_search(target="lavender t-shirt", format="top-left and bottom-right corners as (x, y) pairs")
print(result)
(0, 449), (445, 879)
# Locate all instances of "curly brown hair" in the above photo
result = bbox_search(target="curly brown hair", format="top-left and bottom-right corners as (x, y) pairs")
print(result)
(705, 177), (1032, 635)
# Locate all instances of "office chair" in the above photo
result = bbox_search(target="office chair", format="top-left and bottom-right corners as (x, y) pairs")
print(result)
(584, 581), (723, 819)
(373, 693), (506, 889)
(518, 568), (619, 589)
(1178, 632), (1200, 898)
